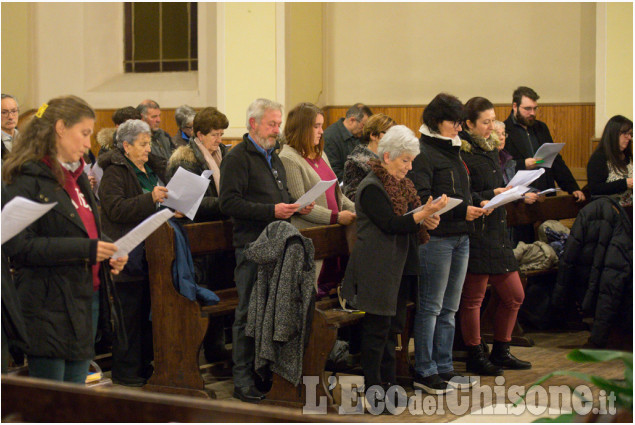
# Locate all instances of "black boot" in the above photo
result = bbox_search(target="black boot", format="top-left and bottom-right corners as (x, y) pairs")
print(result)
(466, 344), (503, 376)
(489, 341), (532, 370)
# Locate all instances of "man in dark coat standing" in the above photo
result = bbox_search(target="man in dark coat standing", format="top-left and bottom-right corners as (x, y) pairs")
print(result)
(323, 103), (372, 181)
(219, 98), (313, 403)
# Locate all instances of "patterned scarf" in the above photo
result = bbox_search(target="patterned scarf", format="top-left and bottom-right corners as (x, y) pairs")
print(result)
(370, 159), (430, 244)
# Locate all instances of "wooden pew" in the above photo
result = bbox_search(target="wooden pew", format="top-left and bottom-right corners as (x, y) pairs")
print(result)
(479, 195), (588, 346)
(144, 221), (415, 409)
(1, 375), (349, 422)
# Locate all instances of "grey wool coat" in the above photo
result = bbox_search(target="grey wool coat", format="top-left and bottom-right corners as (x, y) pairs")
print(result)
(244, 221), (315, 386)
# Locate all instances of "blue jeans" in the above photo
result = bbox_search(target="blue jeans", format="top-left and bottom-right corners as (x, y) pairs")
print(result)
(414, 235), (469, 378)
(232, 247), (259, 387)
(28, 291), (100, 384)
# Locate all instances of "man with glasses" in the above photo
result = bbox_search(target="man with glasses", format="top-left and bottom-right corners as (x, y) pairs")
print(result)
(1, 94), (19, 159)
(504, 86), (585, 202)
(219, 98), (313, 404)
(172, 104), (196, 148)
(323, 103), (373, 181)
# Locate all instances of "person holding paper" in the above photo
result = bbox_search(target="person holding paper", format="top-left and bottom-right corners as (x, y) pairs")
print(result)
(219, 98), (313, 403)
(343, 113), (397, 201)
(279, 103), (356, 297)
(2, 96), (127, 384)
(408, 93), (486, 395)
(458, 97), (531, 376)
(504, 86), (584, 202)
(587, 115), (633, 207)
(167, 107), (229, 222)
(98, 119), (172, 386)
(340, 125), (447, 412)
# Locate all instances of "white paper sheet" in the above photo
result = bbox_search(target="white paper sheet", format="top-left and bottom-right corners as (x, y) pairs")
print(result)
(83, 162), (104, 196)
(112, 209), (174, 258)
(506, 169), (545, 188)
(162, 167), (211, 220)
(1, 197), (58, 244)
(295, 179), (338, 209)
(201, 170), (213, 180)
(405, 196), (463, 217)
(482, 186), (530, 210)
(533, 143), (565, 168)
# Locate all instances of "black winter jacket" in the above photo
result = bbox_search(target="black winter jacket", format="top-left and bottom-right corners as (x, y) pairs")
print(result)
(408, 129), (472, 237)
(2, 161), (116, 360)
(553, 197), (633, 346)
(459, 132), (519, 274)
(504, 112), (579, 193)
(219, 134), (294, 248)
(98, 148), (167, 282)
(166, 140), (227, 222)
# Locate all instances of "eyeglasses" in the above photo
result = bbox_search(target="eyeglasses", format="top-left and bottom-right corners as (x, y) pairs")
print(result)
(182, 125), (193, 130)
(621, 130), (633, 138)
(1, 109), (19, 117)
(520, 106), (539, 113)
(209, 131), (224, 139)
(271, 168), (284, 190)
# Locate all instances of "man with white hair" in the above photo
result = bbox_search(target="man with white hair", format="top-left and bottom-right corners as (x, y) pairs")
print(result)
(1, 94), (19, 160)
(136, 99), (175, 161)
(219, 98), (313, 403)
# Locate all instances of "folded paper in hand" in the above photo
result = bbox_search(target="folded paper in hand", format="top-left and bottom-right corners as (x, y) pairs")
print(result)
(533, 143), (565, 168)
(405, 196), (463, 217)
(162, 167), (211, 220)
(113, 209), (174, 259)
(295, 179), (337, 210)
(482, 186), (530, 210)
(506, 169), (545, 188)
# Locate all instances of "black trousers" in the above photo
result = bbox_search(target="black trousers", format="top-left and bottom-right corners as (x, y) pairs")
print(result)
(360, 275), (414, 388)
(111, 279), (153, 380)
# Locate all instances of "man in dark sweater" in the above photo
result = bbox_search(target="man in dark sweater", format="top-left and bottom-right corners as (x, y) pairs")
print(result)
(504, 86), (585, 202)
(323, 103), (372, 181)
(137, 99), (175, 163)
(219, 98), (313, 403)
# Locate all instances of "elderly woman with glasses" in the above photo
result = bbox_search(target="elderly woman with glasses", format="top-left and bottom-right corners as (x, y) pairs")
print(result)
(98, 119), (175, 387)
(341, 125), (447, 412)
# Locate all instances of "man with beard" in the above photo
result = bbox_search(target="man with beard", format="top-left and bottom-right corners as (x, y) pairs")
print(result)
(219, 98), (314, 403)
(504, 86), (585, 201)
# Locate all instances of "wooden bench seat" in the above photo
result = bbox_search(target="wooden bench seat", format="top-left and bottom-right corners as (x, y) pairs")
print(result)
(144, 221), (416, 410)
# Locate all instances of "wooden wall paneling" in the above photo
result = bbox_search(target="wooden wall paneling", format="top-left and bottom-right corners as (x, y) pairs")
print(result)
(323, 103), (594, 187)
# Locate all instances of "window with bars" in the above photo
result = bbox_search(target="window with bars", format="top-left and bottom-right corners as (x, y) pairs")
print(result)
(124, 2), (198, 73)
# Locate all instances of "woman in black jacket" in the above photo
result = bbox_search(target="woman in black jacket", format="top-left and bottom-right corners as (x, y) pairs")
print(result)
(409, 93), (486, 395)
(458, 97), (532, 376)
(98, 119), (172, 386)
(587, 115), (633, 207)
(2, 96), (127, 383)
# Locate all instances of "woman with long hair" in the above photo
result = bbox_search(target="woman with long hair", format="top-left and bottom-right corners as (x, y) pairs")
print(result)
(2, 95), (127, 383)
(458, 96), (532, 376)
(587, 115), (633, 206)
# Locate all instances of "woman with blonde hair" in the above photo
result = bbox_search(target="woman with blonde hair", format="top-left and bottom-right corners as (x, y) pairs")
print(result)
(2, 95), (127, 383)
(343, 113), (396, 201)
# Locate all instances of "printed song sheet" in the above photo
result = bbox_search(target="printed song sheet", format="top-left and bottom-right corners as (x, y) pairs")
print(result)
(163, 167), (211, 220)
(295, 179), (338, 209)
(1, 197), (57, 244)
(113, 209), (174, 258)
(533, 143), (565, 168)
